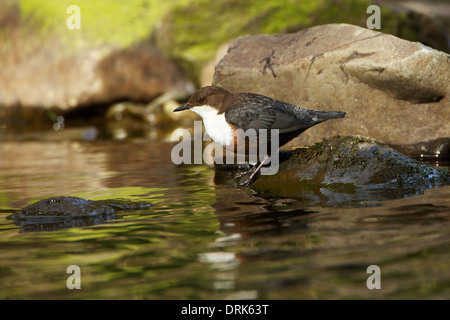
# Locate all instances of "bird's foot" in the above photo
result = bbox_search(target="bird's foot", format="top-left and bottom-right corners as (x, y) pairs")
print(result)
(240, 171), (261, 186)
(234, 155), (270, 186)
(234, 166), (261, 186)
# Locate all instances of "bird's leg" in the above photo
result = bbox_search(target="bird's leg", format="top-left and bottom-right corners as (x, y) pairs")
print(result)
(239, 154), (271, 186)
(233, 162), (259, 183)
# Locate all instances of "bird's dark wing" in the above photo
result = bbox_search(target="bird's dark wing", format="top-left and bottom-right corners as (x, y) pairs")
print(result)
(224, 93), (318, 133)
(224, 104), (276, 131)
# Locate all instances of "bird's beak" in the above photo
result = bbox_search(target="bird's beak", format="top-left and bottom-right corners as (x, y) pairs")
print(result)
(174, 104), (190, 112)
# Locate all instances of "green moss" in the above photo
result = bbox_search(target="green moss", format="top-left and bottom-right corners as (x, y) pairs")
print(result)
(17, 0), (184, 48)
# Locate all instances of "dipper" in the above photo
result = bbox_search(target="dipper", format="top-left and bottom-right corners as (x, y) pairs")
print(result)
(174, 86), (346, 183)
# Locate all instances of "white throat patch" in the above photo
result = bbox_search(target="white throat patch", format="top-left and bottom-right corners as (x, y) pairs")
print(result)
(190, 105), (233, 147)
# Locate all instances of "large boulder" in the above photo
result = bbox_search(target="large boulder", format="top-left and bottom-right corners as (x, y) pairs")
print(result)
(213, 24), (450, 158)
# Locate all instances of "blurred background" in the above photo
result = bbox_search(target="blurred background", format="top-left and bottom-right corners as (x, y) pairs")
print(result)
(0, 0), (448, 138)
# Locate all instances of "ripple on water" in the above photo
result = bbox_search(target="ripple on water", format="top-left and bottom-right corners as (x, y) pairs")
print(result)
(0, 140), (449, 299)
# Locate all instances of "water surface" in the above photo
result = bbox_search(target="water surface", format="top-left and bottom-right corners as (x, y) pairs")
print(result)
(0, 139), (449, 299)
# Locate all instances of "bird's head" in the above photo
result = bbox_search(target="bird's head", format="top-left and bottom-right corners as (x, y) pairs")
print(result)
(174, 86), (234, 116)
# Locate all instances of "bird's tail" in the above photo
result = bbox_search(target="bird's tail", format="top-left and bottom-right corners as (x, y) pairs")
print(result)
(311, 110), (346, 122)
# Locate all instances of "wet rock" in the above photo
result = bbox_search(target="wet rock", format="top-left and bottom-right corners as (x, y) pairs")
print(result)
(390, 138), (450, 161)
(13, 196), (152, 217)
(213, 24), (450, 158)
(239, 136), (450, 197)
(104, 98), (200, 140)
(10, 196), (152, 231)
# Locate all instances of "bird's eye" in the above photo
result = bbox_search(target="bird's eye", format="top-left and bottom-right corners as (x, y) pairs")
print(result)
(199, 96), (205, 102)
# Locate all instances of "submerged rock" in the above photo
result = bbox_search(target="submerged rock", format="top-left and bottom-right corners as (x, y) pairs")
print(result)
(10, 196), (152, 231)
(213, 24), (450, 159)
(238, 136), (449, 197)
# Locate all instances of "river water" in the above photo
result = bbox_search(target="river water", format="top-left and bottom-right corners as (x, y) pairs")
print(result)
(0, 135), (449, 299)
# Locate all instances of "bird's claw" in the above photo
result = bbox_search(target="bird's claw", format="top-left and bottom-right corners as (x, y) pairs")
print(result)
(234, 166), (261, 186)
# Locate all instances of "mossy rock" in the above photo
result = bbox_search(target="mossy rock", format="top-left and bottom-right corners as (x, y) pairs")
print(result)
(10, 196), (152, 231)
(247, 136), (449, 198)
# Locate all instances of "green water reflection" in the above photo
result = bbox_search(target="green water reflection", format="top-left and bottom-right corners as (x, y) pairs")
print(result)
(0, 140), (449, 299)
